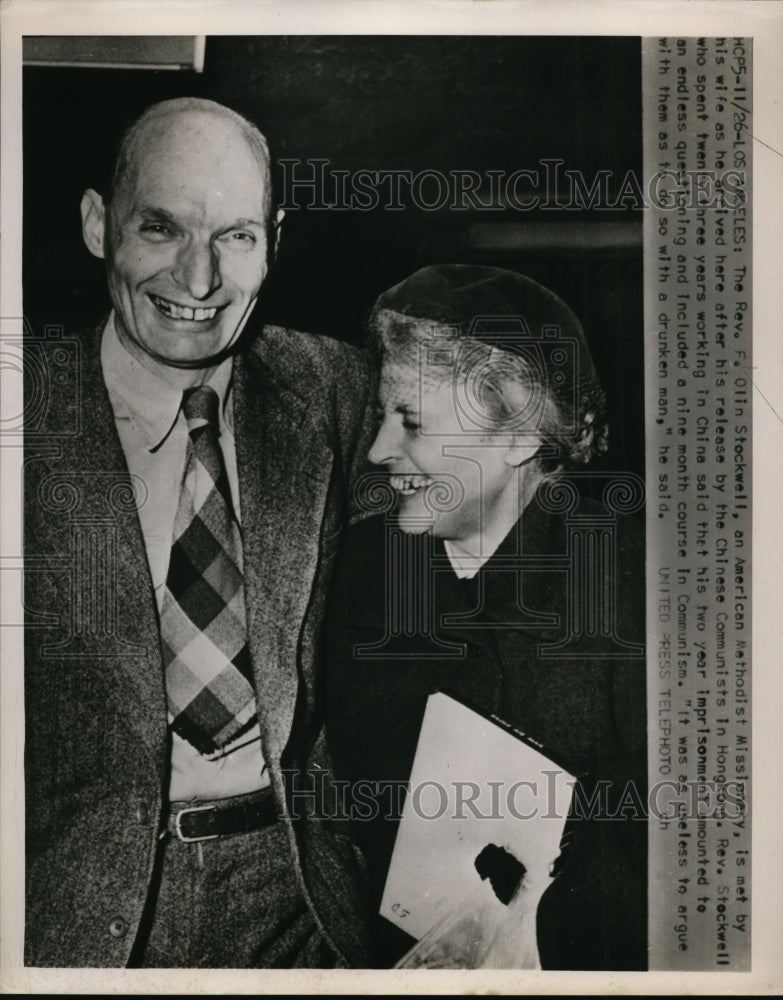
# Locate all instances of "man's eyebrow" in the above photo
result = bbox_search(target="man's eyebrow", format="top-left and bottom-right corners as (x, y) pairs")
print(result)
(227, 217), (265, 229)
(134, 206), (178, 223)
(394, 403), (419, 415)
(131, 209), (265, 230)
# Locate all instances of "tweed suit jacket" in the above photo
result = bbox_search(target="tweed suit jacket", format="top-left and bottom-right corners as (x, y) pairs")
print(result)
(24, 317), (376, 967)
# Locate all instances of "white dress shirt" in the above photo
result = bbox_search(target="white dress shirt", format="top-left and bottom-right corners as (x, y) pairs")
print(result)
(101, 315), (269, 801)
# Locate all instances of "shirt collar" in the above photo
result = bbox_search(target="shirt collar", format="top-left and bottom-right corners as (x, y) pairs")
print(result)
(101, 313), (234, 451)
(443, 539), (488, 579)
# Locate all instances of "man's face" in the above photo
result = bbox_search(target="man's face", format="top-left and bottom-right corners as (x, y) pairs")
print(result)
(84, 111), (274, 371)
(368, 358), (538, 554)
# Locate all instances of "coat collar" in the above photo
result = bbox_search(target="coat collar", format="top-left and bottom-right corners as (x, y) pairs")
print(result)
(47, 319), (170, 765)
(431, 489), (570, 641)
(435, 486), (643, 655)
(229, 339), (336, 761)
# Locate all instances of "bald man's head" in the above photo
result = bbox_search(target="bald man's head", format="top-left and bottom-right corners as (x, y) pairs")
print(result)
(80, 97), (283, 382)
(105, 98), (274, 224)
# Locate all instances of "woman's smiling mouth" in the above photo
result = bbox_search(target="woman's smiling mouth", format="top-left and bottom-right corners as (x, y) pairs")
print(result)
(389, 474), (433, 496)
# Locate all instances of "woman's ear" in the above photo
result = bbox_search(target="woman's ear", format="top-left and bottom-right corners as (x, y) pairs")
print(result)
(504, 433), (542, 468)
(80, 188), (106, 260)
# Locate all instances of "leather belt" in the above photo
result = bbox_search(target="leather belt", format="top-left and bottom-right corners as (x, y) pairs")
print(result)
(166, 788), (277, 843)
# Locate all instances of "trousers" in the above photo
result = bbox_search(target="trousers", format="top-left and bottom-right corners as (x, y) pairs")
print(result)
(131, 819), (337, 968)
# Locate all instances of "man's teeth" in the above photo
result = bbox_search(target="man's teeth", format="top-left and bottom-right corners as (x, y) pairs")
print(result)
(151, 296), (218, 322)
(390, 474), (432, 496)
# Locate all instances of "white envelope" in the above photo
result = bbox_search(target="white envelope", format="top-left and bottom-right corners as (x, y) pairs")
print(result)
(381, 692), (575, 961)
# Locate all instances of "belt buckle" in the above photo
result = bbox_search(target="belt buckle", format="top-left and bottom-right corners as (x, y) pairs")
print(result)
(173, 802), (220, 843)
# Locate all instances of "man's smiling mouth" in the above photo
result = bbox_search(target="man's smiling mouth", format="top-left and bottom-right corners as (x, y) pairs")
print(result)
(149, 294), (220, 322)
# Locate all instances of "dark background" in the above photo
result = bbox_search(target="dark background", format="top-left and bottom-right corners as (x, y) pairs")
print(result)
(23, 35), (644, 477)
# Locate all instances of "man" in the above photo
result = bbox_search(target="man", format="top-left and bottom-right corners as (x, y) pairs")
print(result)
(24, 97), (375, 967)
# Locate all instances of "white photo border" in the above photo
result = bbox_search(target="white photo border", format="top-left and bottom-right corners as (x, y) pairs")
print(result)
(1, 0), (781, 994)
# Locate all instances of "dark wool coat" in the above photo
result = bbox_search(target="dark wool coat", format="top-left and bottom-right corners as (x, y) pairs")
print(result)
(24, 319), (376, 967)
(324, 487), (648, 970)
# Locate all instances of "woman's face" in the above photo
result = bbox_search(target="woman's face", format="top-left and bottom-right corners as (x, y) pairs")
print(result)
(369, 357), (539, 554)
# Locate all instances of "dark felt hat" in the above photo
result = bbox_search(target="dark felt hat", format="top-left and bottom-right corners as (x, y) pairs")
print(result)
(371, 263), (600, 396)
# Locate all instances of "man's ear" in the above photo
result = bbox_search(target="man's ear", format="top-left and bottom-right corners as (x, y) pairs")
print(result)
(80, 188), (107, 260)
(271, 206), (285, 259)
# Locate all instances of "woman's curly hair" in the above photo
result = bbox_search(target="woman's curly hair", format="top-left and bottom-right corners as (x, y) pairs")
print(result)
(370, 307), (608, 475)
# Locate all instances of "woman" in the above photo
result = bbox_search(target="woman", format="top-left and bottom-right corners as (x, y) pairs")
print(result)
(323, 265), (646, 970)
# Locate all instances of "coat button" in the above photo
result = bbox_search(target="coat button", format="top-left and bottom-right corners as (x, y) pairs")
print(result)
(135, 803), (150, 825)
(108, 916), (128, 938)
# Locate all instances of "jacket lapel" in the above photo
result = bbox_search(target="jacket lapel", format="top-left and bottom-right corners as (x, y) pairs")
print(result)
(233, 344), (335, 764)
(39, 324), (168, 765)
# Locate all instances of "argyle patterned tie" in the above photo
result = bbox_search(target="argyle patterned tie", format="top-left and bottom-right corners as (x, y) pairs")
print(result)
(160, 385), (257, 756)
